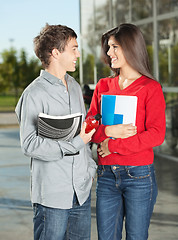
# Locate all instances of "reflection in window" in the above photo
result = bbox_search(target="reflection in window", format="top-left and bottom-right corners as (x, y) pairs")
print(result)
(112, 0), (152, 23)
(81, 37), (95, 85)
(160, 92), (178, 154)
(157, 0), (178, 15)
(132, 0), (152, 21)
(112, 0), (130, 24)
(80, 0), (94, 37)
(94, 0), (110, 32)
(139, 24), (154, 75)
(158, 18), (178, 86)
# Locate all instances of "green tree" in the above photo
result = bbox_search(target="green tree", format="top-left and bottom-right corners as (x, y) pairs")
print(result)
(0, 48), (20, 101)
(0, 48), (41, 104)
(22, 57), (41, 89)
(17, 49), (41, 91)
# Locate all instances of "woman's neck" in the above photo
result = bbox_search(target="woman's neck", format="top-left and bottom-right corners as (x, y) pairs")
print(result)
(119, 68), (141, 81)
(119, 69), (142, 90)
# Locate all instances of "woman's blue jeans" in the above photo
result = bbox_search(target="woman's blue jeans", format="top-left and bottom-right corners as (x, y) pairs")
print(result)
(96, 164), (158, 240)
(33, 193), (91, 240)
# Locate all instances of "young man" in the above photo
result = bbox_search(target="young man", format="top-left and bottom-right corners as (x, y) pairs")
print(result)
(15, 24), (97, 240)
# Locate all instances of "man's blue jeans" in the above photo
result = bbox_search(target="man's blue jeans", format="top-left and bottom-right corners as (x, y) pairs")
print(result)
(96, 165), (158, 240)
(33, 193), (91, 240)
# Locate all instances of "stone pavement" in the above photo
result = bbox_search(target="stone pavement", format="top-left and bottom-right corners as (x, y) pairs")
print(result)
(0, 114), (178, 239)
(0, 112), (18, 126)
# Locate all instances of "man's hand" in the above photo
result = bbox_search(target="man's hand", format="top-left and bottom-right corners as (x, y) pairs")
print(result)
(105, 124), (137, 139)
(79, 122), (96, 144)
(98, 138), (111, 157)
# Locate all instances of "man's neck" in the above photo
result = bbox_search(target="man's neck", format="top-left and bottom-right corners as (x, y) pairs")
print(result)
(45, 67), (67, 88)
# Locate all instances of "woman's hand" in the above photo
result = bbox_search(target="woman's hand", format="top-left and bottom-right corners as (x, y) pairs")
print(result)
(79, 122), (96, 144)
(105, 124), (137, 139)
(98, 138), (111, 157)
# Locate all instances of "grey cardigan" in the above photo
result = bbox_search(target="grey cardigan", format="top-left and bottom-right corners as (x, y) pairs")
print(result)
(15, 70), (97, 209)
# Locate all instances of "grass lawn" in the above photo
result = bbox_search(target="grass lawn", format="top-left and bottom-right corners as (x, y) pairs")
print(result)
(0, 95), (17, 112)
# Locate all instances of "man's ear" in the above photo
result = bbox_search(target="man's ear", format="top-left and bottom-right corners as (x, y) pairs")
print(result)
(51, 48), (59, 58)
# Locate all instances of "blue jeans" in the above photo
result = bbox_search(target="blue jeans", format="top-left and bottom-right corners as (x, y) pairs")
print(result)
(96, 165), (158, 240)
(33, 193), (91, 240)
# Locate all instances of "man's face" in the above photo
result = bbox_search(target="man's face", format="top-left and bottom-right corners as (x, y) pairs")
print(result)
(59, 37), (80, 72)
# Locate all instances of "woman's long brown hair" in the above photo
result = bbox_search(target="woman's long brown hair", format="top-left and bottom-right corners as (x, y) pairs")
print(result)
(101, 23), (155, 80)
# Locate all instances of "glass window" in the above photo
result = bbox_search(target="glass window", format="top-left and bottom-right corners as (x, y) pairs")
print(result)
(132, 0), (153, 21)
(82, 31), (110, 84)
(96, 33), (110, 81)
(158, 18), (178, 86)
(157, 0), (178, 15)
(80, 0), (95, 85)
(112, 0), (130, 24)
(82, 37), (95, 85)
(159, 92), (178, 155)
(80, 0), (94, 36)
(139, 24), (154, 75)
(112, 0), (152, 25)
(94, 0), (110, 32)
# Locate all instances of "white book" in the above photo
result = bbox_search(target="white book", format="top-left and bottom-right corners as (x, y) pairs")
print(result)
(101, 95), (138, 126)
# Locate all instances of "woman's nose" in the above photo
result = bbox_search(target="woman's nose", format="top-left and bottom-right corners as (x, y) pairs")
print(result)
(107, 48), (111, 56)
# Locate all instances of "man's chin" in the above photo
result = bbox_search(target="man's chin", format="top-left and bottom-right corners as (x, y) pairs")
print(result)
(67, 67), (76, 72)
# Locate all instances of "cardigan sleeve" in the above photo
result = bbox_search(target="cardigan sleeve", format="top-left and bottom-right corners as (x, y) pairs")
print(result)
(108, 84), (166, 155)
(15, 91), (85, 161)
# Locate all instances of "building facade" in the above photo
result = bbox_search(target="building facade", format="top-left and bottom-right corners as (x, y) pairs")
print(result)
(79, 0), (178, 159)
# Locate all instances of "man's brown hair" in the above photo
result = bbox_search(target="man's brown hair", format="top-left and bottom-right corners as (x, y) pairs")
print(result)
(34, 23), (77, 68)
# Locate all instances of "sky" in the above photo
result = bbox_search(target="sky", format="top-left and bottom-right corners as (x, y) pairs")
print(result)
(0, 0), (80, 59)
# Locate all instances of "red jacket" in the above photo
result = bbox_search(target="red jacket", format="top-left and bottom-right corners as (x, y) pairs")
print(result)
(86, 75), (166, 166)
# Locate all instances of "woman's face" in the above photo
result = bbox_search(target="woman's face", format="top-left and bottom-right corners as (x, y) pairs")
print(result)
(107, 36), (127, 69)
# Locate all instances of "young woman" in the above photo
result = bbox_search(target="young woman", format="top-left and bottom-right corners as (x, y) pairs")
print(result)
(87, 23), (166, 240)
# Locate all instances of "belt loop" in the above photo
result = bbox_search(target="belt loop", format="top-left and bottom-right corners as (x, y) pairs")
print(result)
(148, 164), (151, 174)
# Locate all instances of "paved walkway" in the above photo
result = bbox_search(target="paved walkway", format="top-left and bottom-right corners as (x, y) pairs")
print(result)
(0, 114), (178, 239)
(0, 112), (18, 126)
